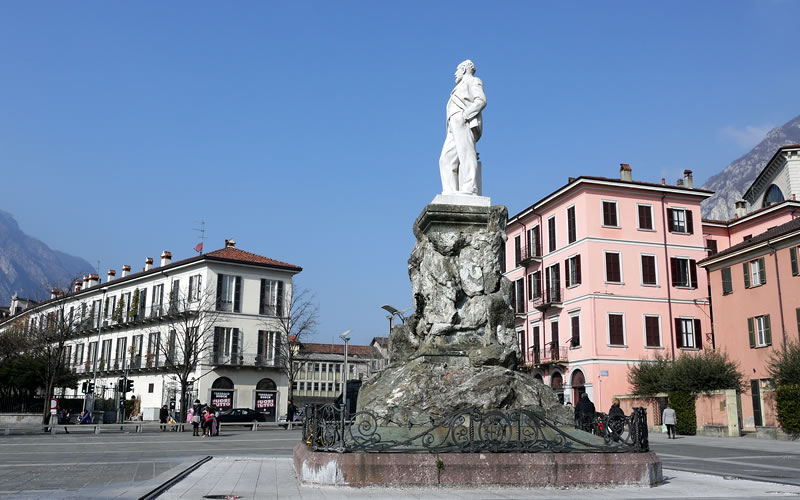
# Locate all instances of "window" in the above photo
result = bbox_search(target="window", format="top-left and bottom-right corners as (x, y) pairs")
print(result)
(328, 382), (333, 391)
(791, 246), (800, 276)
(528, 226), (541, 258)
(743, 258), (766, 288)
(565, 255), (581, 287)
(92, 299), (101, 327)
(115, 338), (127, 366)
(313, 382), (319, 392)
(517, 330), (526, 360)
(550, 319), (559, 350)
(608, 313), (625, 346)
(513, 278), (525, 314)
(299, 382), (305, 391)
(151, 284), (164, 316)
(216, 274), (242, 312)
(641, 255), (657, 286)
(148, 383), (154, 393)
(88, 341), (98, 364)
(169, 280), (180, 311)
(122, 292), (131, 321)
(213, 327), (241, 363)
(257, 331), (277, 363)
(527, 271), (542, 300)
(637, 204), (653, 230)
(63, 345), (72, 367)
(567, 206), (577, 244)
(670, 257), (698, 288)
(335, 364), (341, 372)
(532, 324), (541, 357)
(188, 274), (202, 301)
(167, 330), (176, 363)
(605, 252), (622, 283)
(548, 216), (557, 252)
(570, 315), (580, 347)
(314, 363), (320, 372)
(322, 363), (327, 372)
(748, 315), (772, 348)
(602, 201), (618, 227)
(260, 280), (285, 316)
(101, 339), (112, 365)
(667, 208), (694, 234)
(675, 318), (701, 349)
(644, 315), (661, 347)
(75, 344), (84, 365)
(722, 267), (733, 294)
(706, 239), (718, 256)
(545, 264), (561, 302)
(514, 235), (522, 267)
(138, 289), (147, 318)
(335, 383), (341, 392)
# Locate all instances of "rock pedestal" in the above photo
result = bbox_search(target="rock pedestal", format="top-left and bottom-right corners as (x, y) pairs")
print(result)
(357, 203), (571, 425)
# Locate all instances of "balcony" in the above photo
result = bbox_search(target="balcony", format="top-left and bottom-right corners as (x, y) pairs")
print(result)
(211, 352), (281, 368)
(539, 343), (568, 364)
(517, 243), (542, 266)
(533, 286), (564, 312)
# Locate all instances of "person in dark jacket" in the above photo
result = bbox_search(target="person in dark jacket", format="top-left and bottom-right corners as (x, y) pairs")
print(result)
(159, 405), (169, 431)
(58, 408), (71, 434)
(607, 398), (626, 440)
(192, 400), (203, 436)
(286, 400), (297, 429)
(574, 393), (596, 432)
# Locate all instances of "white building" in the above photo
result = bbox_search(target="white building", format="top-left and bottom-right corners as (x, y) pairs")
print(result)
(0, 239), (302, 422)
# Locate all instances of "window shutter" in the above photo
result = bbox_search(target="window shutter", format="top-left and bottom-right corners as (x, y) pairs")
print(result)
(690, 260), (698, 289)
(763, 315), (772, 346)
(234, 276), (242, 312)
(257, 330), (264, 358)
(675, 318), (683, 348)
(667, 209), (674, 232)
(796, 308), (800, 338)
(277, 281), (284, 317)
(791, 247), (799, 276)
(545, 269), (551, 300)
(758, 257), (766, 284)
(216, 275), (223, 308)
(743, 262), (751, 288)
(748, 317), (755, 348)
(694, 318), (702, 349)
(259, 279), (266, 315)
(232, 328), (240, 356)
(527, 274), (533, 301)
(670, 258), (679, 287)
(214, 327), (223, 353)
(514, 236), (521, 267)
(686, 210), (694, 234)
(576, 255), (582, 284)
(564, 259), (570, 287)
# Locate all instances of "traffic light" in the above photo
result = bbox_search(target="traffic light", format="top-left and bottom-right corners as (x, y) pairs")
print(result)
(87, 382), (95, 394)
(126, 379), (134, 393)
(81, 381), (88, 394)
(118, 378), (124, 391)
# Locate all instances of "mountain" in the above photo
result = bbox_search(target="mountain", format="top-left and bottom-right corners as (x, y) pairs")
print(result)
(0, 210), (93, 307)
(701, 115), (800, 220)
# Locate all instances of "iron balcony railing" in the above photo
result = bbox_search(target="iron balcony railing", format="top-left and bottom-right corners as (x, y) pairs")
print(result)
(517, 242), (542, 266)
(211, 352), (281, 368)
(540, 343), (568, 364)
(532, 286), (564, 311)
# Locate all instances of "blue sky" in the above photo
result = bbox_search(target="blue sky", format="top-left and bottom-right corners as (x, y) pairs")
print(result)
(3, 2), (800, 346)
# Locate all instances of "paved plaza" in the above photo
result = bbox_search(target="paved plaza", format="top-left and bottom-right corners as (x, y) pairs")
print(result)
(0, 427), (799, 498)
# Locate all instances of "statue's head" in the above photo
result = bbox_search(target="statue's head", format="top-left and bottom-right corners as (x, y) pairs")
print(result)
(455, 59), (476, 83)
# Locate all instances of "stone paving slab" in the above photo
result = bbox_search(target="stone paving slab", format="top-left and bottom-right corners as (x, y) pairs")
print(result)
(157, 456), (800, 499)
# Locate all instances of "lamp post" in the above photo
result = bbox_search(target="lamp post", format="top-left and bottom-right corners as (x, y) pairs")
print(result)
(339, 329), (351, 444)
(380, 304), (407, 333)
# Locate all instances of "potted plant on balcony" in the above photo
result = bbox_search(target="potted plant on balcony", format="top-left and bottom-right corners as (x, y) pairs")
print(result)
(129, 289), (140, 321)
(145, 351), (154, 368)
(98, 358), (105, 371)
(113, 297), (125, 324)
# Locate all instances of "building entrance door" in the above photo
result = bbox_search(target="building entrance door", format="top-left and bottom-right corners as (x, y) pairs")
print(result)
(751, 380), (763, 427)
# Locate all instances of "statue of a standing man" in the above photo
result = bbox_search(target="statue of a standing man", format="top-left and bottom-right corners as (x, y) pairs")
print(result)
(439, 59), (487, 196)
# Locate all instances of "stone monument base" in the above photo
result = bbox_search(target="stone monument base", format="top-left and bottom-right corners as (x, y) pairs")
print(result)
(294, 443), (663, 487)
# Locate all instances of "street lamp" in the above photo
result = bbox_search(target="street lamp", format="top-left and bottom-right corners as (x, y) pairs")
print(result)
(381, 304), (408, 332)
(339, 329), (351, 436)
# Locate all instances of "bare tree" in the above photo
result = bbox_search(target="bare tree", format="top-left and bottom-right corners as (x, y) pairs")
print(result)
(266, 288), (318, 401)
(155, 286), (220, 422)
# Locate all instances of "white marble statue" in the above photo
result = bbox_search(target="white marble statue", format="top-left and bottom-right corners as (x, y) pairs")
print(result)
(439, 59), (487, 197)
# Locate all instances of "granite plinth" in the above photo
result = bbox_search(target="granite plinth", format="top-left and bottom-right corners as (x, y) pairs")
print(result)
(293, 442), (663, 487)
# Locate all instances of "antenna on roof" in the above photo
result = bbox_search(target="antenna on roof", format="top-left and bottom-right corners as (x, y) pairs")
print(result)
(193, 221), (206, 255)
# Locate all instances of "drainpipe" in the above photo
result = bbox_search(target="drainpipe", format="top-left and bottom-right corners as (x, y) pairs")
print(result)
(766, 239), (788, 350)
(660, 194), (676, 360)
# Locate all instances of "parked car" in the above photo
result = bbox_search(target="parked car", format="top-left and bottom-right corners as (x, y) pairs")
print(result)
(216, 408), (267, 423)
(279, 409), (304, 429)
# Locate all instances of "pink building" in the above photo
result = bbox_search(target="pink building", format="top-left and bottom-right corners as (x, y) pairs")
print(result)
(505, 166), (713, 413)
(698, 145), (800, 431)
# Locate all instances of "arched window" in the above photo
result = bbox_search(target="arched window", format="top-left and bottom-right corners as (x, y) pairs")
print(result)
(763, 184), (785, 207)
(550, 372), (563, 390)
(256, 378), (277, 391)
(533, 373), (544, 382)
(211, 376), (234, 389)
(571, 369), (586, 403)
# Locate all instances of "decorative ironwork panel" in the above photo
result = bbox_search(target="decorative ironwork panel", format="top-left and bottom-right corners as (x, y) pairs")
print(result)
(305, 405), (649, 454)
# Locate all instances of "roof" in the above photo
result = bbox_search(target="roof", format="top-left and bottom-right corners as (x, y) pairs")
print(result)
(204, 247), (302, 271)
(742, 144), (800, 202)
(509, 175), (713, 226)
(699, 216), (800, 265)
(370, 336), (389, 348)
(700, 200), (800, 228)
(297, 342), (381, 358)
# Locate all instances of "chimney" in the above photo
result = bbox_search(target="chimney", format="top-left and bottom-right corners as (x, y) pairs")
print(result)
(121, 265), (131, 278)
(735, 200), (747, 218)
(225, 239), (236, 248)
(88, 273), (99, 287)
(677, 179), (684, 186)
(662, 178), (666, 185)
(683, 169), (694, 189)
(107, 269), (116, 282)
(50, 288), (60, 299)
(74, 280), (82, 293)
(161, 251), (172, 267)
(619, 163), (632, 182)
(144, 257), (154, 272)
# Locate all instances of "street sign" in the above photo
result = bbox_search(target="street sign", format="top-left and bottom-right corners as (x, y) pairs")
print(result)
(50, 398), (58, 410)
(600, 370), (609, 376)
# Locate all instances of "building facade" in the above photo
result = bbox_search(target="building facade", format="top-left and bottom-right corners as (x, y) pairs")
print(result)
(505, 166), (713, 413)
(0, 240), (302, 422)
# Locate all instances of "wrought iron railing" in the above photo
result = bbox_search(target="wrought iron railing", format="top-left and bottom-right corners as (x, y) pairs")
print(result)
(532, 286), (564, 310)
(540, 343), (568, 363)
(304, 405), (648, 454)
(211, 352), (280, 367)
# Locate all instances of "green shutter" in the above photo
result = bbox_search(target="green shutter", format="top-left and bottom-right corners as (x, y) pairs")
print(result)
(791, 247), (798, 276)
(764, 315), (772, 346)
(759, 257), (766, 284)
(743, 262), (751, 288)
(796, 308), (800, 338)
(748, 317), (755, 348)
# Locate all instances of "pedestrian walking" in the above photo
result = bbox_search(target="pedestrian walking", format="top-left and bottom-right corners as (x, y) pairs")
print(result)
(192, 400), (203, 437)
(159, 405), (169, 431)
(662, 403), (677, 439)
(186, 407), (194, 433)
(574, 393), (596, 433)
(286, 400), (297, 430)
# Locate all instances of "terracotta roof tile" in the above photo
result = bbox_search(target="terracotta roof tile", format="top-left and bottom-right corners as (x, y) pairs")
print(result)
(205, 247), (302, 271)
